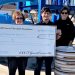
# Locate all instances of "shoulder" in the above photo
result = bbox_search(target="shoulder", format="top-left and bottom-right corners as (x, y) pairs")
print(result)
(67, 18), (74, 26)
(49, 21), (54, 25)
(67, 18), (73, 23)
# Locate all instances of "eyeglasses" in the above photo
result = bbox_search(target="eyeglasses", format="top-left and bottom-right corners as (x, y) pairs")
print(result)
(16, 17), (23, 20)
(61, 12), (68, 14)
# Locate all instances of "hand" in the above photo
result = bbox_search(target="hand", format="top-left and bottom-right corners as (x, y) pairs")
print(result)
(69, 40), (73, 46)
(56, 29), (62, 40)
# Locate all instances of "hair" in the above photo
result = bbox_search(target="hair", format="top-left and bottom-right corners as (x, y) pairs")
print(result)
(24, 10), (28, 13)
(60, 6), (70, 14)
(41, 7), (51, 13)
(12, 10), (25, 21)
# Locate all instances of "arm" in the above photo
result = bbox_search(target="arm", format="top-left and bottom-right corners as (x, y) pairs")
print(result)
(56, 29), (62, 40)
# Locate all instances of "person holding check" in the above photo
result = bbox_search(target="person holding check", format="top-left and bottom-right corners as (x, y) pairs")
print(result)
(8, 11), (28, 75)
(34, 7), (54, 75)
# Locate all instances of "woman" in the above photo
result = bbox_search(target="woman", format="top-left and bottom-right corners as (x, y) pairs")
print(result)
(8, 11), (28, 75)
(56, 6), (75, 46)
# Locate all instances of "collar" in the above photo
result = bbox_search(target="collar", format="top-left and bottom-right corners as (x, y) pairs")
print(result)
(41, 20), (52, 24)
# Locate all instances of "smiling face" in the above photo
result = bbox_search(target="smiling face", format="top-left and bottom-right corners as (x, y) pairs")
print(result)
(12, 11), (24, 25)
(15, 15), (23, 24)
(61, 10), (69, 20)
(41, 11), (51, 24)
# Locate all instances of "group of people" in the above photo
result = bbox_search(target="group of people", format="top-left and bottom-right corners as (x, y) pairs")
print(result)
(7, 6), (75, 75)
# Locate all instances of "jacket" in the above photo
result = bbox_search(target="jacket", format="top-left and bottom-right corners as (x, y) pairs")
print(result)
(55, 17), (75, 46)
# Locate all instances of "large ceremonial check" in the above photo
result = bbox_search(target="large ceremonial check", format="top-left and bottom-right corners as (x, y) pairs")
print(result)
(0, 24), (56, 57)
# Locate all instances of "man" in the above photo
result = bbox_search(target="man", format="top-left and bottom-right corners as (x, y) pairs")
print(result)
(23, 10), (32, 24)
(34, 7), (54, 75)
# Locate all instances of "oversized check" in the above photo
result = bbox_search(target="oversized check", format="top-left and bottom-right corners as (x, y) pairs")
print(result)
(0, 24), (56, 57)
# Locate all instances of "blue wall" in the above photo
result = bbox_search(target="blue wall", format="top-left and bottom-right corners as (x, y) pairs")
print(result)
(0, 0), (25, 5)
(0, 14), (13, 24)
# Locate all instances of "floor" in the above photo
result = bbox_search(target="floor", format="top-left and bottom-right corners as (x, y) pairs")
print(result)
(0, 64), (54, 75)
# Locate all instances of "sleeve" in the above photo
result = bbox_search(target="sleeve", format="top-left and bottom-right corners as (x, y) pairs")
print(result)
(54, 20), (61, 29)
(69, 21), (75, 41)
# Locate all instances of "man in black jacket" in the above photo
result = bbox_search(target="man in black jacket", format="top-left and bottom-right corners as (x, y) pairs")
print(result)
(34, 7), (54, 75)
(56, 6), (75, 46)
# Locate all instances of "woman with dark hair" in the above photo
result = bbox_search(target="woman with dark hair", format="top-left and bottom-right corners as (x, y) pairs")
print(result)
(56, 6), (75, 46)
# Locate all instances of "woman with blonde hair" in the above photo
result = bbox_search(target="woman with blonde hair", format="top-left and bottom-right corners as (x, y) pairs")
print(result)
(8, 10), (28, 75)
(12, 10), (25, 24)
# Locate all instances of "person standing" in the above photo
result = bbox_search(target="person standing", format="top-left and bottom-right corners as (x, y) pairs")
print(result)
(23, 10), (32, 24)
(55, 6), (75, 46)
(34, 7), (54, 75)
(8, 11), (28, 75)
